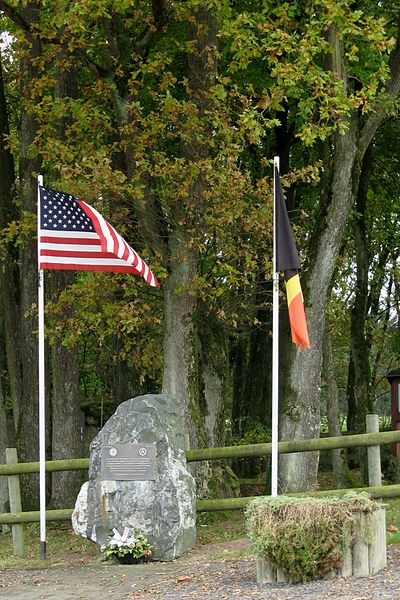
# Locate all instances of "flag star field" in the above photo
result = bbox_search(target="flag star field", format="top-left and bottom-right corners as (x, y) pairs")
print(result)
(39, 186), (159, 286)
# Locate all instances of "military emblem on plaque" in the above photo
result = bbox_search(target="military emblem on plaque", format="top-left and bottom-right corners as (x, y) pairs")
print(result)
(101, 443), (156, 481)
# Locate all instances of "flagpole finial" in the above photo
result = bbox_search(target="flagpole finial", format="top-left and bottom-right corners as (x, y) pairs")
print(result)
(274, 156), (280, 171)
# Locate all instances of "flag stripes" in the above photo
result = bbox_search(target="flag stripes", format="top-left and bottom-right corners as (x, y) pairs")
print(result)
(39, 186), (159, 286)
(274, 168), (310, 350)
(285, 273), (310, 349)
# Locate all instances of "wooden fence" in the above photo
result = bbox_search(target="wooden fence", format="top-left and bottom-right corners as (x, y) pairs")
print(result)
(1, 416), (400, 556)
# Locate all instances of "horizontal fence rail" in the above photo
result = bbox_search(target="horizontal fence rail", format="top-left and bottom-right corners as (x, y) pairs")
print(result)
(196, 484), (400, 512)
(0, 457), (89, 477)
(1, 430), (400, 477)
(1, 483), (400, 524)
(186, 430), (400, 462)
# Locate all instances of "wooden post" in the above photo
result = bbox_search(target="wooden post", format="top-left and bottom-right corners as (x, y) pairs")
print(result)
(256, 557), (276, 584)
(366, 414), (387, 573)
(339, 546), (352, 577)
(276, 567), (289, 583)
(352, 535), (369, 577)
(366, 415), (381, 488)
(6, 448), (25, 557)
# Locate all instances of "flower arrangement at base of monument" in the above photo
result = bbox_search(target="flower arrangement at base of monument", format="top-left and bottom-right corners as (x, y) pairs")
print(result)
(101, 527), (153, 564)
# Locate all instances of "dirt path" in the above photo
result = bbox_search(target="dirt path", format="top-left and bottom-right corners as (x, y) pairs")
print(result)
(1, 540), (400, 600)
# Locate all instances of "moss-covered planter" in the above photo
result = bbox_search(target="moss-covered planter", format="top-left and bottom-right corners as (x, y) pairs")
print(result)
(246, 492), (386, 584)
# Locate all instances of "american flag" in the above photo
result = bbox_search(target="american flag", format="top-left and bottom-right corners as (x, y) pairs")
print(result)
(39, 186), (159, 287)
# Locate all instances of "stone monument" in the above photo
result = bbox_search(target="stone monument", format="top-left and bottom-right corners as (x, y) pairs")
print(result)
(72, 394), (196, 561)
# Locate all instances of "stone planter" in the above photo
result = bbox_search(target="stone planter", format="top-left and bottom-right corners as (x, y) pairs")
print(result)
(256, 504), (387, 585)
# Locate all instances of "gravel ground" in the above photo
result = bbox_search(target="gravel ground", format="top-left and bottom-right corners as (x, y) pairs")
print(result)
(1, 541), (400, 600)
(130, 544), (400, 600)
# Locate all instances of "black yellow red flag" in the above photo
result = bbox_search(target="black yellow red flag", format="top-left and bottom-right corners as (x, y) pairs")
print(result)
(274, 167), (310, 350)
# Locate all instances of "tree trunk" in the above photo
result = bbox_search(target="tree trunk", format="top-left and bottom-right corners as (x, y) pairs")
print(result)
(241, 277), (272, 432)
(162, 231), (199, 439)
(17, 2), (43, 508)
(110, 354), (139, 406)
(198, 307), (230, 448)
(322, 321), (347, 488)
(370, 259), (395, 391)
(231, 278), (272, 479)
(163, 5), (217, 445)
(0, 51), (21, 437)
(231, 333), (249, 436)
(0, 377), (9, 514)
(163, 7), (221, 497)
(348, 148), (374, 435)
(347, 150), (390, 475)
(50, 318), (83, 508)
(198, 308), (240, 497)
(49, 57), (83, 508)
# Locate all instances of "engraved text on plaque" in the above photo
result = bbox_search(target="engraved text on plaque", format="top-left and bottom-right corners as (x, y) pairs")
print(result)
(101, 443), (156, 481)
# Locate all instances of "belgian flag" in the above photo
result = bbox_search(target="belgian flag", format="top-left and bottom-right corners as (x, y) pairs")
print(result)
(274, 167), (310, 350)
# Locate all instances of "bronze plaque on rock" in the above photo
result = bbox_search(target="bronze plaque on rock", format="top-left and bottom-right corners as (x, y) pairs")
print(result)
(101, 443), (156, 481)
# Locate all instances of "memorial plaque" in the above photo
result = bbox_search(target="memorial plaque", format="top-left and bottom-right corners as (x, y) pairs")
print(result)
(101, 443), (156, 481)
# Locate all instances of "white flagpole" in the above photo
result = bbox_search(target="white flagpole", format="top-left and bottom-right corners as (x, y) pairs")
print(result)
(37, 174), (46, 559)
(271, 156), (280, 497)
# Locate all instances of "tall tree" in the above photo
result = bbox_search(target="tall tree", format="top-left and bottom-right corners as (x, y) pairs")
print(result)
(0, 46), (21, 438)
(280, 8), (400, 491)
(16, 1), (44, 508)
(48, 54), (83, 508)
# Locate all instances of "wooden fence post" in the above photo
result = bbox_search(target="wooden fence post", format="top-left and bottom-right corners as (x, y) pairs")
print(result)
(366, 415), (381, 488)
(366, 414), (387, 573)
(6, 448), (25, 557)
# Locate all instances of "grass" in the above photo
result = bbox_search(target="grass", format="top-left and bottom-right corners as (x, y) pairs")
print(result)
(0, 511), (247, 570)
(196, 510), (246, 545)
(385, 497), (400, 544)
(317, 468), (364, 491)
(0, 522), (99, 569)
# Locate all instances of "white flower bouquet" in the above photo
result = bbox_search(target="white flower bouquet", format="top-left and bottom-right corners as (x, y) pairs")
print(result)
(101, 527), (153, 564)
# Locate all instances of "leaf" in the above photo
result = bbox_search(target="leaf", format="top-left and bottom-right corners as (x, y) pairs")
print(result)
(176, 575), (192, 583)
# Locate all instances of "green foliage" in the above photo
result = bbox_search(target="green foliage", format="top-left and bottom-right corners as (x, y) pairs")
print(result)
(246, 492), (378, 582)
(0, 211), (36, 256)
(220, 0), (395, 144)
(231, 421), (271, 446)
(45, 271), (164, 419)
(381, 446), (400, 484)
(231, 422), (271, 479)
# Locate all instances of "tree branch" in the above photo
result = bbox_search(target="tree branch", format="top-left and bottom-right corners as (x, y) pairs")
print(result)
(0, 1), (31, 34)
(135, 0), (166, 55)
(360, 25), (400, 153)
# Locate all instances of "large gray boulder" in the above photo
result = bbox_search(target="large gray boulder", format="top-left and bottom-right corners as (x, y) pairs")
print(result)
(72, 394), (196, 561)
